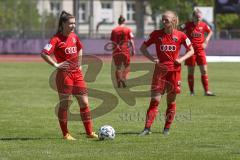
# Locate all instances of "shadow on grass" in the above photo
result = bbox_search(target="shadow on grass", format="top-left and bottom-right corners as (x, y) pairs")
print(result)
(79, 131), (162, 136)
(117, 131), (162, 135)
(0, 137), (59, 141)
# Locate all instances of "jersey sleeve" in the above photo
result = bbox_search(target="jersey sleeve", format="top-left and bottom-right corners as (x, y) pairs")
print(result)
(204, 23), (211, 33)
(42, 37), (58, 55)
(181, 32), (192, 51)
(143, 31), (155, 47)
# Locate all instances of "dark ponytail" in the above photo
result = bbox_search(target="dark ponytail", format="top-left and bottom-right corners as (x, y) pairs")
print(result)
(118, 15), (125, 25)
(57, 10), (75, 33)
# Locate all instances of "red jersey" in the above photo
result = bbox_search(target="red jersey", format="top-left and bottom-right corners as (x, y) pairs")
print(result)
(42, 32), (83, 70)
(143, 29), (191, 71)
(110, 26), (134, 55)
(181, 21), (211, 48)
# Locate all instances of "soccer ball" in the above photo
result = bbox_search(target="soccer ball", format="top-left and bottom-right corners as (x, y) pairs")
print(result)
(98, 125), (115, 140)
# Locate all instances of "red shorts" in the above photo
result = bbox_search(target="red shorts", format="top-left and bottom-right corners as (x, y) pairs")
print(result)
(185, 48), (207, 66)
(113, 53), (130, 67)
(56, 69), (87, 95)
(151, 66), (181, 95)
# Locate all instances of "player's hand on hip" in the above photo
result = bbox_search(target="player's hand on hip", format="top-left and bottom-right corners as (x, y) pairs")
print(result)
(55, 61), (70, 69)
(174, 59), (181, 65)
(202, 41), (208, 49)
(131, 50), (135, 56)
(153, 58), (159, 64)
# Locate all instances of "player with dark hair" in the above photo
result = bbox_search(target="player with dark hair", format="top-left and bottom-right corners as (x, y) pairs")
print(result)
(181, 9), (215, 96)
(41, 11), (98, 140)
(139, 10), (194, 136)
(111, 15), (135, 88)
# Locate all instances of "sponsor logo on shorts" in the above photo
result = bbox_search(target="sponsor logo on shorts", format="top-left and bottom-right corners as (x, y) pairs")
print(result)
(65, 46), (77, 54)
(160, 45), (176, 52)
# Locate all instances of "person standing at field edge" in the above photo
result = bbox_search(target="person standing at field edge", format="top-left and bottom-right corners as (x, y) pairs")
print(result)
(110, 15), (135, 88)
(180, 9), (215, 96)
(41, 11), (98, 140)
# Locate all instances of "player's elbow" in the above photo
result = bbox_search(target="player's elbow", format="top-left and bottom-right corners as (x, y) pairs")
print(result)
(40, 52), (45, 58)
(210, 31), (214, 37)
(40, 52), (48, 60)
(208, 30), (213, 37)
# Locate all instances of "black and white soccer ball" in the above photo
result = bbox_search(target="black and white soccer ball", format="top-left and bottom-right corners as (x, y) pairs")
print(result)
(98, 125), (115, 140)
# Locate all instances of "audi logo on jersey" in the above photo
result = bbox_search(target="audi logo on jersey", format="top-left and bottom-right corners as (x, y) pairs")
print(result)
(191, 32), (202, 38)
(160, 45), (176, 52)
(65, 47), (77, 54)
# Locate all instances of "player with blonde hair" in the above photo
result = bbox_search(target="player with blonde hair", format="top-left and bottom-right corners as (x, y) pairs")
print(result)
(139, 10), (194, 136)
(181, 9), (215, 96)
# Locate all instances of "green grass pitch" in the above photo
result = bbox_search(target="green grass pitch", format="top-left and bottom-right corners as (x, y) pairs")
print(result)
(0, 61), (240, 160)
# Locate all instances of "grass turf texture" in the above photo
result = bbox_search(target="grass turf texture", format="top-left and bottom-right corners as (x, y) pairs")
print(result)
(0, 61), (239, 160)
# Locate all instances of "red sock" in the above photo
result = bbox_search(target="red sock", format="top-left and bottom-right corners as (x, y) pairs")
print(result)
(201, 74), (209, 92)
(188, 74), (194, 93)
(58, 107), (69, 136)
(123, 66), (130, 81)
(164, 103), (176, 129)
(80, 106), (93, 135)
(144, 99), (159, 129)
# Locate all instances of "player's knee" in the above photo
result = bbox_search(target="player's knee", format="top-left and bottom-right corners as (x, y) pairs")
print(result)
(150, 98), (159, 107)
(58, 104), (69, 111)
(200, 65), (208, 75)
(116, 65), (121, 70)
(124, 64), (130, 68)
(188, 67), (195, 74)
(59, 99), (71, 108)
(80, 101), (89, 108)
(167, 93), (176, 104)
(201, 70), (207, 75)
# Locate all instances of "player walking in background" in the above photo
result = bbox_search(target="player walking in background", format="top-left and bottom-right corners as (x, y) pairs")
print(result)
(110, 15), (135, 88)
(139, 10), (194, 136)
(41, 11), (98, 140)
(181, 9), (215, 96)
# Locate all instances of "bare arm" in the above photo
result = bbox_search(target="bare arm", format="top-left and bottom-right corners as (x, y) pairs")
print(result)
(203, 30), (213, 49)
(140, 44), (158, 63)
(40, 53), (70, 69)
(78, 49), (83, 70)
(130, 39), (136, 56)
(175, 46), (194, 64)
